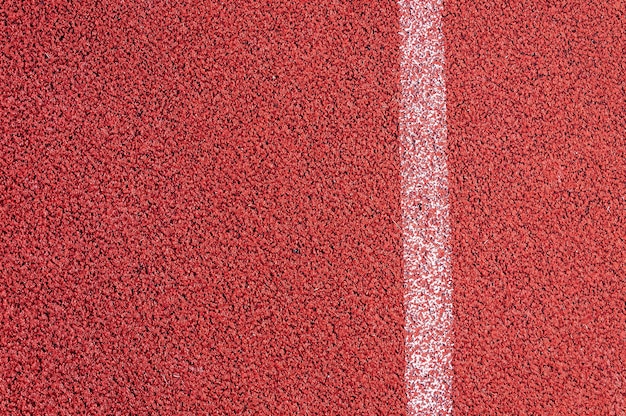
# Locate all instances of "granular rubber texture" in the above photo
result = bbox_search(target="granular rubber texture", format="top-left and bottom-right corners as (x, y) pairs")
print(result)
(444, 1), (626, 414)
(0, 1), (405, 414)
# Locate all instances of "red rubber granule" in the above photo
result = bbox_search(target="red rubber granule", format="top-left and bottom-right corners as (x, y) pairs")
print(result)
(4, 1), (625, 414)
(444, 1), (626, 414)
(0, 1), (405, 414)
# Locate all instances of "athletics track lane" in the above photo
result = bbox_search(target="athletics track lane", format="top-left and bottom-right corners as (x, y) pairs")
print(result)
(445, 1), (626, 413)
(0, 2), (405, 414)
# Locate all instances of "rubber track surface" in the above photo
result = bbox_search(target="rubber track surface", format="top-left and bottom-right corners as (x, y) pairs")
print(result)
(0, 1), (405, 414)
(444, 1), (626, 413)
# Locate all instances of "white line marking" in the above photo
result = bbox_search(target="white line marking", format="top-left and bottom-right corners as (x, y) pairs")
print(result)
(398, 0), (453, 414)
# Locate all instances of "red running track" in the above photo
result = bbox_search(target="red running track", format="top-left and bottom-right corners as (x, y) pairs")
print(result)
(2, 0), (626, 414)
(445, 1), (626, 414)
(1, 1), (404, 414)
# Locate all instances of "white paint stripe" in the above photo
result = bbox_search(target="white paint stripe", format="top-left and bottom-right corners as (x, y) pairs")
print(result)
(398, 0), (453, 414)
